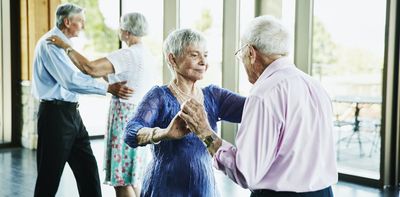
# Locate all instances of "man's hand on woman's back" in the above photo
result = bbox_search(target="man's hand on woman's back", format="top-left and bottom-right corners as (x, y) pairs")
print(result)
(107, 81), (134, 99)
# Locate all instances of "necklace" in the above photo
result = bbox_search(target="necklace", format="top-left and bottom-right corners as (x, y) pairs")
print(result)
(169, 80), (204, 105)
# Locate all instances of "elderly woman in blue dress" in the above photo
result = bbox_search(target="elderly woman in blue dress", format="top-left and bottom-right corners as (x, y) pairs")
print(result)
(47, 12), (153, 197)
(124, 28), (246, 196)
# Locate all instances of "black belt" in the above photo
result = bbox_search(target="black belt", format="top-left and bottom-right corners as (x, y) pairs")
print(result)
(41, 100), (79, 108)
(252, 186), (332, 197)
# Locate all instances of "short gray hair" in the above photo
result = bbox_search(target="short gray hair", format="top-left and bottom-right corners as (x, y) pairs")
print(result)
(55, 3), (84, 29)
(163, 28), (206, 65)
(241, 15), (290, 56)
(120, 12), (148, 37)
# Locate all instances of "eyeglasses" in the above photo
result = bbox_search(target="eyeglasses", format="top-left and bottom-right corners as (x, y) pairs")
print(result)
(234, 44), (249, 60)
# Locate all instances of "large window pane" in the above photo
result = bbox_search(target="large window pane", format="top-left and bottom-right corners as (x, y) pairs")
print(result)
(180, 0), (223, 87)
(121, 0), (163, 85)
(238, 0), (255, 96)
(0, 1), (3, 143)
(281, 0), (296, 62)
(312, 0), (386, 179)
(62, 0), (120, 136)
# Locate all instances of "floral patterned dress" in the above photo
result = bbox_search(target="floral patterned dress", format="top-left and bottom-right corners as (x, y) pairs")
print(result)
(102, 43), (154, 187)
(103, 98), (150, 186)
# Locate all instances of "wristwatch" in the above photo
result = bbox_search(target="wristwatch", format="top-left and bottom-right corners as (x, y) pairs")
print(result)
(203, 134), (215, 148)
(65, 47), (73, 55)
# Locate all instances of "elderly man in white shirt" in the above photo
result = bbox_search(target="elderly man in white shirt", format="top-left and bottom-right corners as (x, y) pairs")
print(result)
(179, 15), (338, 197)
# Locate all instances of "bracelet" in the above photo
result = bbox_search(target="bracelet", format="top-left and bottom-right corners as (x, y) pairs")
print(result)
(149, 128), (160, 145)
(65, 47), (73, 55)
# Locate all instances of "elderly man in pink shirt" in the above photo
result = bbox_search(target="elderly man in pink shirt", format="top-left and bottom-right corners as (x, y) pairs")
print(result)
(179, 15), (338, 197)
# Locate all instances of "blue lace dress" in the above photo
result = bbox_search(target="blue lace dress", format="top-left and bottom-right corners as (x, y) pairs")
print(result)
(125, 85), (245, 197)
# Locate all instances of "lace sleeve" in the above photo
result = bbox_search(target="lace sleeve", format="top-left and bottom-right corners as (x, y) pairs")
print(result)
(209, 85), (246, 123)
(124, 86), (163, 148)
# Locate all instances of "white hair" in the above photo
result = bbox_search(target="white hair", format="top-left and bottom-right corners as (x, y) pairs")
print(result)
(55, 3), (84, 29)
(241, 15), (290, 56)
(163, 28), (207, 66)
(120, 12), (148, 37)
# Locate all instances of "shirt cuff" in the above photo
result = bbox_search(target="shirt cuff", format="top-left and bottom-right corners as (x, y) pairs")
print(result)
(97, 82), (108, 95)
(213, 140), (236, 170)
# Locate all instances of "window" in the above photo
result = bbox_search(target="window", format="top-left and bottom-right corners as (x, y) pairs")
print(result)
(312, 0), (386, 179)
(180, 0), (223, 87)
(61, 0), (165, 136)
(238, 0), (295, 96)
(121, 0), (163, 85)
(62, 0), (120, 136)
(238, 0), (255, 96)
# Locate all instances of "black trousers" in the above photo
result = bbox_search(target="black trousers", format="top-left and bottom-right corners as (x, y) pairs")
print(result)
(34, 101), (101, 197)
(251, 186), (333, 197)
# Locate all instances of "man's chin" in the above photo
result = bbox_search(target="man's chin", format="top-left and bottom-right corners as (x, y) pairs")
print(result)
(73, 31), (83, 37)
(248, 77), (256, 84)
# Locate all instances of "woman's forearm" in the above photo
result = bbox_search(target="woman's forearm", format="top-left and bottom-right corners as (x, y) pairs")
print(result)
(63, 46), (114, 77)
(48, 36), (112, 77)
(65, 48), (92, 75)
(136, 127), (168, 145)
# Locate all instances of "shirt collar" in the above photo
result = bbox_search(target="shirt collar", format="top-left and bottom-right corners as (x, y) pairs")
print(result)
(50, 27), (73, 46)
(254, 57), (294, 85)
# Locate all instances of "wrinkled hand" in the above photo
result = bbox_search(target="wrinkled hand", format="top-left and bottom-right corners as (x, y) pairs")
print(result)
(165, 113), (191, 140)
(107, 81), (134, 99)
(179, 99), (213, 139)
(46, 35), (70, 49)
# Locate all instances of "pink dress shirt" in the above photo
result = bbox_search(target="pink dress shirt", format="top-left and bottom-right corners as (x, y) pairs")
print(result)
(214, 57), (338, 192)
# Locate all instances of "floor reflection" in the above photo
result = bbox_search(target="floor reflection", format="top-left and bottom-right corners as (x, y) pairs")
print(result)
(0, 139), (397, 197)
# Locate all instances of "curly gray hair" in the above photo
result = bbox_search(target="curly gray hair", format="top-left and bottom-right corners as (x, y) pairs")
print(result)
(120, 12), (148, 37)
(163, 28), (206, 66)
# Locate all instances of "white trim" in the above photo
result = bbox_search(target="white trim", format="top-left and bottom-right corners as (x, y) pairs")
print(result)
(0, 1), (3, 143)
(162, 0), (180, 84)
(294, 0), (313, 74)
(382, 0), (398, 186)
(220, 0), (240, 144)
(1, 0), (11, 143)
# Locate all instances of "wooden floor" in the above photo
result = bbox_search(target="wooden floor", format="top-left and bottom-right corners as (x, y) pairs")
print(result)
(0, 139), (398, 197)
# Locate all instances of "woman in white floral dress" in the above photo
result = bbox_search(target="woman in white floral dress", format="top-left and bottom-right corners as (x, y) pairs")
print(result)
(47, 12), (153, 197)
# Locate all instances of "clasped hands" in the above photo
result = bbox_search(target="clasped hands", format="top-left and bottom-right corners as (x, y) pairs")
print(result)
(166, 99), (213, 141)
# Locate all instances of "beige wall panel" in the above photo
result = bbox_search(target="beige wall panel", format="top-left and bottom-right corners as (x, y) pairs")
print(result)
(49, 0), (61, 28)
(27, 0), (49, 80)
(20, 0), (29, 80)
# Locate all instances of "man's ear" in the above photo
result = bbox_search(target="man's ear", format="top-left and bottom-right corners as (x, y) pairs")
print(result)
(248, 45), (257, 64)
(63, 18), (70, 28)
